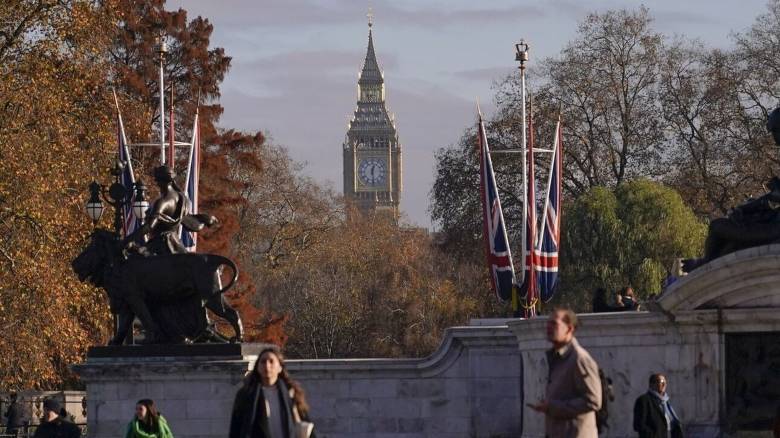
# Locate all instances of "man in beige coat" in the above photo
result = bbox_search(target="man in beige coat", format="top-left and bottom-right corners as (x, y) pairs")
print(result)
(530, 307), (602, 437)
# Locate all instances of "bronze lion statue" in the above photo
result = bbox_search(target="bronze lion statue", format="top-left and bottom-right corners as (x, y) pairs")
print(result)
(72, 229), (243, 344)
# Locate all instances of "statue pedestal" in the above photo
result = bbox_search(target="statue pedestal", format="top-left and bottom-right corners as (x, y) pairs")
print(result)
(73, 343), (269, 438)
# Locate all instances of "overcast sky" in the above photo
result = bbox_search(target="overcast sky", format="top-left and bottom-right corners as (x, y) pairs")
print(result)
(167, 0), (763, 228)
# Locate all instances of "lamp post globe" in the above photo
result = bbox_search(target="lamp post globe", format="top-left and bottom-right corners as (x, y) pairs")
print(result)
(86, 181), (104, 224)
(132, 180), (150, 223)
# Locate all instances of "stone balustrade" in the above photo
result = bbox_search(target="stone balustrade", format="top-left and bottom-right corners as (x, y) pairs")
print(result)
(73, 244), (780, 437)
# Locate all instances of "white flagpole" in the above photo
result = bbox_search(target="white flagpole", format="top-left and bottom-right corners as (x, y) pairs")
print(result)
(183, 111), (199, 197)
(184, 91), (202, 208)
(158, 37), (167, 165)
(180, 110), (199, 250)
(515, 41), (529, 286)
(112, 88), (135, 182)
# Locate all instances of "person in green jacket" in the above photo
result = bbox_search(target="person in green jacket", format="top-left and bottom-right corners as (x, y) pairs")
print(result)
(125, 399), (173, 438)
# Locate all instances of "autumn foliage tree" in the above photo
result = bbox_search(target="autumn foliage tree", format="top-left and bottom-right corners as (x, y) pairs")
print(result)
(0, 0), (118, 389)
(232, 142), (499, 358)
(253, 209), (491, 359)
(660, 2), (780, 217)
(0, 0), (277, 388)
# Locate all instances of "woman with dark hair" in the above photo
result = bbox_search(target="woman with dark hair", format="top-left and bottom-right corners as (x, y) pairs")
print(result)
(592, 288), (612, 313)
(125, 399), (174, 438)
(229, 346), (315, 438)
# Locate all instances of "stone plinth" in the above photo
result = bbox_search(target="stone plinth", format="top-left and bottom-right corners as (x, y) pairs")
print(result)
(73, 343), (271, 438)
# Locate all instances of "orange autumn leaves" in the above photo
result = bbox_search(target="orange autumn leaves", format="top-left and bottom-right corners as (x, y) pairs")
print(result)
(0, 0), (118, 388)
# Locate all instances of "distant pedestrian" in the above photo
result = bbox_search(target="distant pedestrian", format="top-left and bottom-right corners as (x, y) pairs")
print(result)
(592, 288), (612, 313)
(621, 286), (640, 311)
(529, 307), (602, 438)
(229, 345), (315, 438)
(633, 373), (684, 438)
(5, 392), (29, 437)
(32, 398), (80, 438)
(125, 399), (173, 438)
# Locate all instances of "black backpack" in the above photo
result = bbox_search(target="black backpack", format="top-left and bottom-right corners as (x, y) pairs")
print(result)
(596, 368), (615, 434)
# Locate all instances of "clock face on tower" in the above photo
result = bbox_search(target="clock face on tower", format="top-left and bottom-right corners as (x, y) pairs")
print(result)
(358, 158), (387, 186)
(362, 86), (381, 102)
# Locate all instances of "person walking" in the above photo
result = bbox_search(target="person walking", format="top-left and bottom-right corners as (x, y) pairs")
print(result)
(633, 374), (684, 438)
(5, 393), (30, 437)
(229, 345), (315, 438)
(125, 399), (174, 438)
(32, 398), (80, 438)
(530, 307), (602, 438)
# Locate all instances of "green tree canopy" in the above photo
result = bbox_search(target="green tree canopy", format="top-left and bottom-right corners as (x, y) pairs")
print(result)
(556, 179), (706, 311)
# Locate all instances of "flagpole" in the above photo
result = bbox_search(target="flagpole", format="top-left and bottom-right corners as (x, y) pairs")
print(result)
(182, 106), (200, 252)
(112, 88), (135, 182)
(527, 95), (537, 318)
(158, 36), (168, 165)
(514, 40), (529, 318)
(168, 81), (175, 167)
(183, 90), (202, 197)
(184, 111), (199, 194)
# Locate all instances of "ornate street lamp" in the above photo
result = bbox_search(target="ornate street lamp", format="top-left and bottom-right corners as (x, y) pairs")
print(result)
(514, 40), (529, 67)
(85, 181), (104, 225)
(132, 180), (149, 224)
(107, 160), (129, 236)
(84, 160), (133, 238)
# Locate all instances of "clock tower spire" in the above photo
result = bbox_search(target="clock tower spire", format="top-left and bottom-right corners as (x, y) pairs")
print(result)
(343, 15), (402, 219)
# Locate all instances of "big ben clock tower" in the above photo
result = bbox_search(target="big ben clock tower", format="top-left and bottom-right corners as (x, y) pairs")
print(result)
(343, 15), (402, 218)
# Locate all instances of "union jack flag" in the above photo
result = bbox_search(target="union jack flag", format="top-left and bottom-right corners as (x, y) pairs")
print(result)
(181, 112), (200, 252)
(117, 112), (139, 238)
(521, 110), (538, 317)
(477, 112), (516, 301)
(536, 118), (562, 302)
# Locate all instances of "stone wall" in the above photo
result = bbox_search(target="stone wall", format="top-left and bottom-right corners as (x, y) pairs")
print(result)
(73, 246), (780, 438)
(74, 326), (522, 438)
(286, 325), (522, 438)
(509, 244), (780, 438)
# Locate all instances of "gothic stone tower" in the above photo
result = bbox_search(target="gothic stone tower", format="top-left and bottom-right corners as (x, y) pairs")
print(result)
(343, 20), (402, 218)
